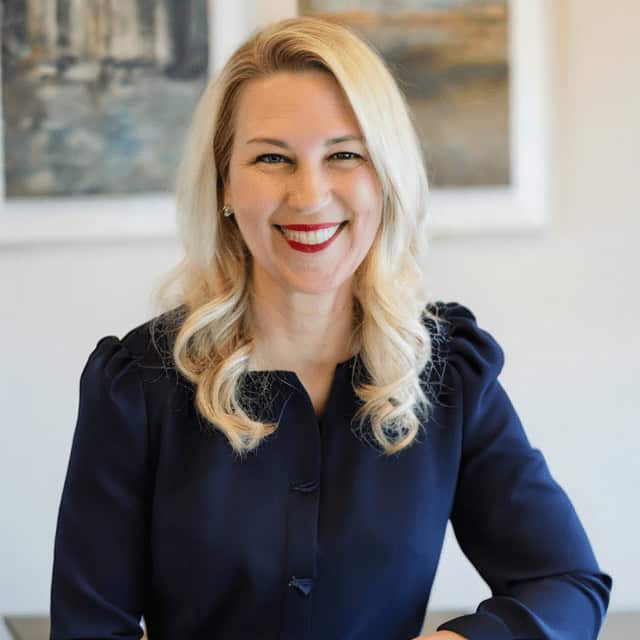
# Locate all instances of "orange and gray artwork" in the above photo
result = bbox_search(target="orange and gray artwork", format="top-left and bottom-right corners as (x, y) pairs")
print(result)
(299, 0), (510, 188)
(2, 0), (209, 197)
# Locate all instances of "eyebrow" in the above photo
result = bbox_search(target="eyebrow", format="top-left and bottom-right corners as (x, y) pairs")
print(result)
(245, 135), (364, 148)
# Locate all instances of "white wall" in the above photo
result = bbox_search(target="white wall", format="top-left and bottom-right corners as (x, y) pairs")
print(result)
(1, 0), (637, 636)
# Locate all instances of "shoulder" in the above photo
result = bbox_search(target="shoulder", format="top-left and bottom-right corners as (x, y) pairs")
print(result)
(85, 305), (187, 388)
(423, 301), (505, 396)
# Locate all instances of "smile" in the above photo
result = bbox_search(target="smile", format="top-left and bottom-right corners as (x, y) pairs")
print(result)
(275, 221), (348, 253)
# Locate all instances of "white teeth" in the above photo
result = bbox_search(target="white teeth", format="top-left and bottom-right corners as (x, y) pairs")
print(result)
(281, 224), (341, 244)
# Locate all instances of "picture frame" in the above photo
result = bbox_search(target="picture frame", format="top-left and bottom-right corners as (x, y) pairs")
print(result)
(0, 0), (551, 245)
(282, 0), (553, 237)
(0, 0), (219, 246)
(427, 0), (552, 236)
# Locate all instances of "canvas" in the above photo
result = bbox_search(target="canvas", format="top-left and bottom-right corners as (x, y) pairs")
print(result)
(1, 0), (209, 198)
(298, 0), (510, 188)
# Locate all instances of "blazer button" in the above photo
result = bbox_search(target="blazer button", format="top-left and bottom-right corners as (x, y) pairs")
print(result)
(289, 479), (319, 493)
(288, 576), (314, 596)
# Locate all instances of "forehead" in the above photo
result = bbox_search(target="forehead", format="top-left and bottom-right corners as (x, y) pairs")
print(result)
(232, 70), (362, 140)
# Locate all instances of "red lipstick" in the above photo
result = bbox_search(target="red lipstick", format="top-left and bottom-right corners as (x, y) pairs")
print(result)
(275, 221), (348, 253)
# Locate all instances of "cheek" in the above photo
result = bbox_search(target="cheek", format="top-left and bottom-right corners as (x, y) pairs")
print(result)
(350, 198), (382, 252)
(353, 177), (383, 230)
(230, 170), (278, 211)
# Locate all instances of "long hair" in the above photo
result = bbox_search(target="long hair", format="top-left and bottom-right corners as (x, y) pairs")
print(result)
(152, 15), (445, 459)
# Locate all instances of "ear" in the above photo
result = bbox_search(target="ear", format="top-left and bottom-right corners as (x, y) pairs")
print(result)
(222, 176), (231, 205)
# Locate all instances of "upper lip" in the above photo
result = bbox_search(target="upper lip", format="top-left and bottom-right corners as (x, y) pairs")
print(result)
(277, 222), (346, 231)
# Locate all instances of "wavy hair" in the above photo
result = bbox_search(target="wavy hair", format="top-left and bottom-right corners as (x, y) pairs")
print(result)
(152, 15), (445, 458)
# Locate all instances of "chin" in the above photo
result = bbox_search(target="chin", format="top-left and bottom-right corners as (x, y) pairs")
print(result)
(290, 272), (354, 296)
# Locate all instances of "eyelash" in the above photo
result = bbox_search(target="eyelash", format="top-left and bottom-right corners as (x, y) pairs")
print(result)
(255, 152), (363, 164)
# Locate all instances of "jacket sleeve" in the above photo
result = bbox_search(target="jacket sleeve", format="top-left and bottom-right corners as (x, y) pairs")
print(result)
(50, 337), (149, 640)
(433, 303), (612, 640)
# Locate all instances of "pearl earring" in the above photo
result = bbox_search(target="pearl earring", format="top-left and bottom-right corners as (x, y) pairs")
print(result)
(222, 205), (234, 218)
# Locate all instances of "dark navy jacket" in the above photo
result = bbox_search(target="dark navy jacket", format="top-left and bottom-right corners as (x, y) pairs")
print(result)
(50, 302), (612, 639)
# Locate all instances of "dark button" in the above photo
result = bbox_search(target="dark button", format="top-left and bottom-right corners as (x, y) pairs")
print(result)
(289, 479), (319, 493)
(288, 576), (314, 596)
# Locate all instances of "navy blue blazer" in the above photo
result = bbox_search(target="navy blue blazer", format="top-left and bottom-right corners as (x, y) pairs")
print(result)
(50, 302), (612, 640)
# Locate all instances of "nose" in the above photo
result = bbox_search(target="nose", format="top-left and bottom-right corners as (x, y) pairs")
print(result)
(285, 162), (331, 213)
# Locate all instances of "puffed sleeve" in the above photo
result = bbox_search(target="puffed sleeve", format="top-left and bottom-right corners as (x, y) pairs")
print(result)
(432, 303), (612, 640)
(50, 337), (148, 639)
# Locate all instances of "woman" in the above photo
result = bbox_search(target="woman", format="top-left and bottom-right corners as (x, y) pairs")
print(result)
(50, 16), (612, 640)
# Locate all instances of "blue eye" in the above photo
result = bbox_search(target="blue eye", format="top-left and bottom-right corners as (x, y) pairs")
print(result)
(331, 152), (361, 160)
(256, 153), (288, 164)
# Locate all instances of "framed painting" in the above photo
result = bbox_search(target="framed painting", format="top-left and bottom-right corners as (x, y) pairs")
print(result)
(256, 0), (552, 236)
(0, 0), (212, 244)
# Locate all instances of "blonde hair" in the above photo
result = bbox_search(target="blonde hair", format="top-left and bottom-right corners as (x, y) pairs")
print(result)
(152, 15), (444, 458)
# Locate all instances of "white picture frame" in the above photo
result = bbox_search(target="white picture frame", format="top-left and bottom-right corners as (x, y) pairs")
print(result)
(0, 0), (550, 245)
(427, 0), (552, 236)
(0, 0), (221, 246)
(261, 0), (553, 238)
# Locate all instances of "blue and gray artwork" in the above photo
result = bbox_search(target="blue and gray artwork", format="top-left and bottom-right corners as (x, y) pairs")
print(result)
(299, 0), (510, 188)
(2, 0), (209, 197)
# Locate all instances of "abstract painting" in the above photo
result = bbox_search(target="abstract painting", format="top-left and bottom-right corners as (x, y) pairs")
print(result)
(298, 0), (510, 189)
(1, 0), (209, 197)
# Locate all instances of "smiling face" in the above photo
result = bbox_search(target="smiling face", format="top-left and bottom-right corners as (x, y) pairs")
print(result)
(223, 70), (383, 296)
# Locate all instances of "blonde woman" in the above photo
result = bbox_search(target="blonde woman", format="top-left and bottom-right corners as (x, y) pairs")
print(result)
(50, 16), (611, 640)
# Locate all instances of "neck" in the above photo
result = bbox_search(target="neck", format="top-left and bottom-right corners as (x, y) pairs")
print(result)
(248, 274), (356, 372)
